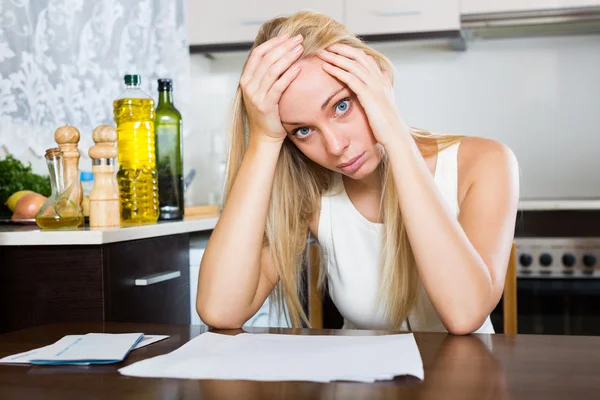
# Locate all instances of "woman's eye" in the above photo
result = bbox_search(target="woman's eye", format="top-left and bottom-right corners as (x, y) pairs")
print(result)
(294, 127), (312, 139)
(335, 100), (350, 115)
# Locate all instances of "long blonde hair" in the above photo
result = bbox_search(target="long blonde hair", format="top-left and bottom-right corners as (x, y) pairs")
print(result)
(224, 10), (462, 329)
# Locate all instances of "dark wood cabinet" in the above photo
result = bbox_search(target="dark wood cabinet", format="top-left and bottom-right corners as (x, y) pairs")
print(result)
(104, 234), (190, 325)
(0, 233), (191, 333)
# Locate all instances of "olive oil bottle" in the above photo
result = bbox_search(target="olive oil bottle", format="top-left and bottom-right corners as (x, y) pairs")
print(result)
(155, 78), (184, 220)
(35, 148), (84, 229)
(113, 74), (159, 225)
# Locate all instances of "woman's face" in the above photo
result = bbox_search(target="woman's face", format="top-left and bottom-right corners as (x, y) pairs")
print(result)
(278, 56), (382, 180)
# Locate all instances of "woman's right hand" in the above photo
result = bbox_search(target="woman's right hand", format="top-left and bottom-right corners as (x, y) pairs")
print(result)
(240, 33), (304, 143)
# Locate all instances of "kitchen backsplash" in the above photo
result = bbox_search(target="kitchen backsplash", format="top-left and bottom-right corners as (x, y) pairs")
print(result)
(3, 34), (599, 206)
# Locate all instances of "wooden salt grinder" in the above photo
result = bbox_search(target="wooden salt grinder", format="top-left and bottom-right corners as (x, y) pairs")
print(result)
(54, 125), (83, 207)
(88, 125), (120, 228)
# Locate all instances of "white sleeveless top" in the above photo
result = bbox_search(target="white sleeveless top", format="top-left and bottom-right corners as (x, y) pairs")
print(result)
(317, 142), (495, 333)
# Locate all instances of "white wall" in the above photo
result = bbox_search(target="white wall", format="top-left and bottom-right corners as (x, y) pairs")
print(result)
(183, 34), (600, 205)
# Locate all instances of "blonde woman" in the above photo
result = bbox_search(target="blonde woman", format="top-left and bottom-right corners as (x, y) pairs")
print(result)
(197, 10), (519, 335)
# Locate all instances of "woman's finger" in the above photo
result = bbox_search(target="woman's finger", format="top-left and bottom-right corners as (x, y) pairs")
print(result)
(240, 34), (290, 87)
(248, 35), (303, 94)
(321, 62), (366, 99)
(326, 43), (382, 78)
(317, 49), (373, 86)
(255, 44), (304, 99)
(368, 56), (389, 84)
(264, 64), (302, 105)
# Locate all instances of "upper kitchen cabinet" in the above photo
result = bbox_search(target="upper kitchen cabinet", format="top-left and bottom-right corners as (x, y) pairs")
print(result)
(344, 0), (460, 36)
(187, 0), (343, 47)
(461, 1), (600, 15)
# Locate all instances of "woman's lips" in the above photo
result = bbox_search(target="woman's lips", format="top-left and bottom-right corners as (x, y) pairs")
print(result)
(337, 152), (366, 174)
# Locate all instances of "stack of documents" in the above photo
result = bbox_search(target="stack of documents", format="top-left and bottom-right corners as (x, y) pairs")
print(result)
(119, 332), (424, 382)
(0, 333), (169, 365)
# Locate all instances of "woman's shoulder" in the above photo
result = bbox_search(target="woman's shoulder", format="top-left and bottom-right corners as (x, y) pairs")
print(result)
(456, 136), (519, 203)
(458, 136), (517, 171)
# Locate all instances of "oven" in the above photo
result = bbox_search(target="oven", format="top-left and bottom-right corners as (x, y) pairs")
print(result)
(490, 210), (600, 335)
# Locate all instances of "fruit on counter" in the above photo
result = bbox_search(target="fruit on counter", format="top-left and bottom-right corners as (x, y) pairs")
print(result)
(5, 190), (34, 212)
(12, 192), (47, 220)
(0, 154), (51, 218)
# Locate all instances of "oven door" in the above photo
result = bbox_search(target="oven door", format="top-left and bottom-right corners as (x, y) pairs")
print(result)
(491, 237), (600, 335)
(514, 278), (600, 335)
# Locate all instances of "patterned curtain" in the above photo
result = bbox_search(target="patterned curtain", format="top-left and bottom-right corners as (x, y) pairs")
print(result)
(0, 0), (191, 159)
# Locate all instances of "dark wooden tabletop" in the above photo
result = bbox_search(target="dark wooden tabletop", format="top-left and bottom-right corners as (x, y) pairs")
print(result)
(1, 323), (599, 399)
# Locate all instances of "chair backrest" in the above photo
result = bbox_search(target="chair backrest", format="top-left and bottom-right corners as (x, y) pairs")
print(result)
(503, 242), (518, 334)
(307, 241), (323, 329)
(307, 241), (518, 334)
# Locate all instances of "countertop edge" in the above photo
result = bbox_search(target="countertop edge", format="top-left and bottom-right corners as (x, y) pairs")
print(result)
(0, 216), (219, 246)
(101, 217), (219, 244)
(518, 200), (600, 211)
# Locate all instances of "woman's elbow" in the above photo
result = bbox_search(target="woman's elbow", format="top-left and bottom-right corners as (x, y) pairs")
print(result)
(196, 301), (246, 330)
(446, 321), (478, 336)
(444, 310), (488, 336)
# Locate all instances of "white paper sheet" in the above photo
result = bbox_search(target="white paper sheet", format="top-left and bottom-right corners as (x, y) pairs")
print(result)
(0, 334), (169, 365)
(118, 332), (424, 382)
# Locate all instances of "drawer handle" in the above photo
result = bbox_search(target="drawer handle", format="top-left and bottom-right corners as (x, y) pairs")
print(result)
(375, 9), (422, 17)
(135, 271), (181, 286)
(240, 18), (268, 26)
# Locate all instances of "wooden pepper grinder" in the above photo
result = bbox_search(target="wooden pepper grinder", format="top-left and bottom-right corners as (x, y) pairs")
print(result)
(88, 125), (120, 228)
(54, 125), (83, 208)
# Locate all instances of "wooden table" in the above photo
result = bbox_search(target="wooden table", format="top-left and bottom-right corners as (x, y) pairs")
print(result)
(1, 323), (599, 399)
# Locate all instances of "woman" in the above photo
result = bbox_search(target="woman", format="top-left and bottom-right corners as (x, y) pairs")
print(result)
(197, 10), (519, 335)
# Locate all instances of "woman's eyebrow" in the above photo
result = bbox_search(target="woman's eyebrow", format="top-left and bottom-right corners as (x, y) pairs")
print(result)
(320, 86), (347, 111)
(281, 86), (348, 126)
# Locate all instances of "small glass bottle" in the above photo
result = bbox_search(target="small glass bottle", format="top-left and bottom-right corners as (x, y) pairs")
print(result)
(155, 78), (184, 220)
(35, 148), (84, 229)
(80, 170), (94, 218)
(80, 171), (94, 197)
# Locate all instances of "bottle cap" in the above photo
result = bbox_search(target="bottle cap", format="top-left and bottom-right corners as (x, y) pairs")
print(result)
(124, 74), (141, 86)
(80, 171), (94, 181)
(158, 78), (173, 91)
(45, 148), (62, 159)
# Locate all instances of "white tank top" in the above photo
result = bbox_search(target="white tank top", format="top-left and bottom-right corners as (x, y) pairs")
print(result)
(317, 142), (495, 333)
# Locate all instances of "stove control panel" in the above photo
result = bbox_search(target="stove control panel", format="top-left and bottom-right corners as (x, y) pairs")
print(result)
(515, 238), (600, 278)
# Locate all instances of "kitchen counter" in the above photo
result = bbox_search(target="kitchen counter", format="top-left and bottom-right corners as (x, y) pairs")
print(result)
(0, 215), (218, 246)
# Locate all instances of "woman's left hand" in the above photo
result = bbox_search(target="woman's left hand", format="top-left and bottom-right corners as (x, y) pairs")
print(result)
(317, 44), (409, 148)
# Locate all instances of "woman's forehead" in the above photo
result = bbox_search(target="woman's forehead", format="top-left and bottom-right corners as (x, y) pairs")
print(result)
(279, 56), (343, 117)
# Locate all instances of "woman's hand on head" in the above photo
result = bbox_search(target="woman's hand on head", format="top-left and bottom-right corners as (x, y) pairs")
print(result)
(317, 44), (409, 149)
(240, 33), (304, 144)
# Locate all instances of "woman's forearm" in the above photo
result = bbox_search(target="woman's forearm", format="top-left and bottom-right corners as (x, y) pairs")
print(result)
(386, 135), (493, 334)
(197, 136), (283, 326)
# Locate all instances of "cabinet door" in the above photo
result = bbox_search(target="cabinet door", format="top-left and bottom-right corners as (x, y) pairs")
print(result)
(105, 233), (190, 325)
(461, 1), (600, 15)
(187, 0), (344, 45)
(0, 245), (104, 333)
(345, 0), (460, 35)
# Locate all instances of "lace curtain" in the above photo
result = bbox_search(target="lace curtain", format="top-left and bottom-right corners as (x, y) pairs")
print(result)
(0, 0), (191, 160)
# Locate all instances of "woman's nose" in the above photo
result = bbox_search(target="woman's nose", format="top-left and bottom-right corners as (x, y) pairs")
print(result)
(322, 128), (349, 156)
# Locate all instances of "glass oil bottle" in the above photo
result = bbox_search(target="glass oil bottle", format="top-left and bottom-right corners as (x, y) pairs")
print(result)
(35, 148), (84, 229)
